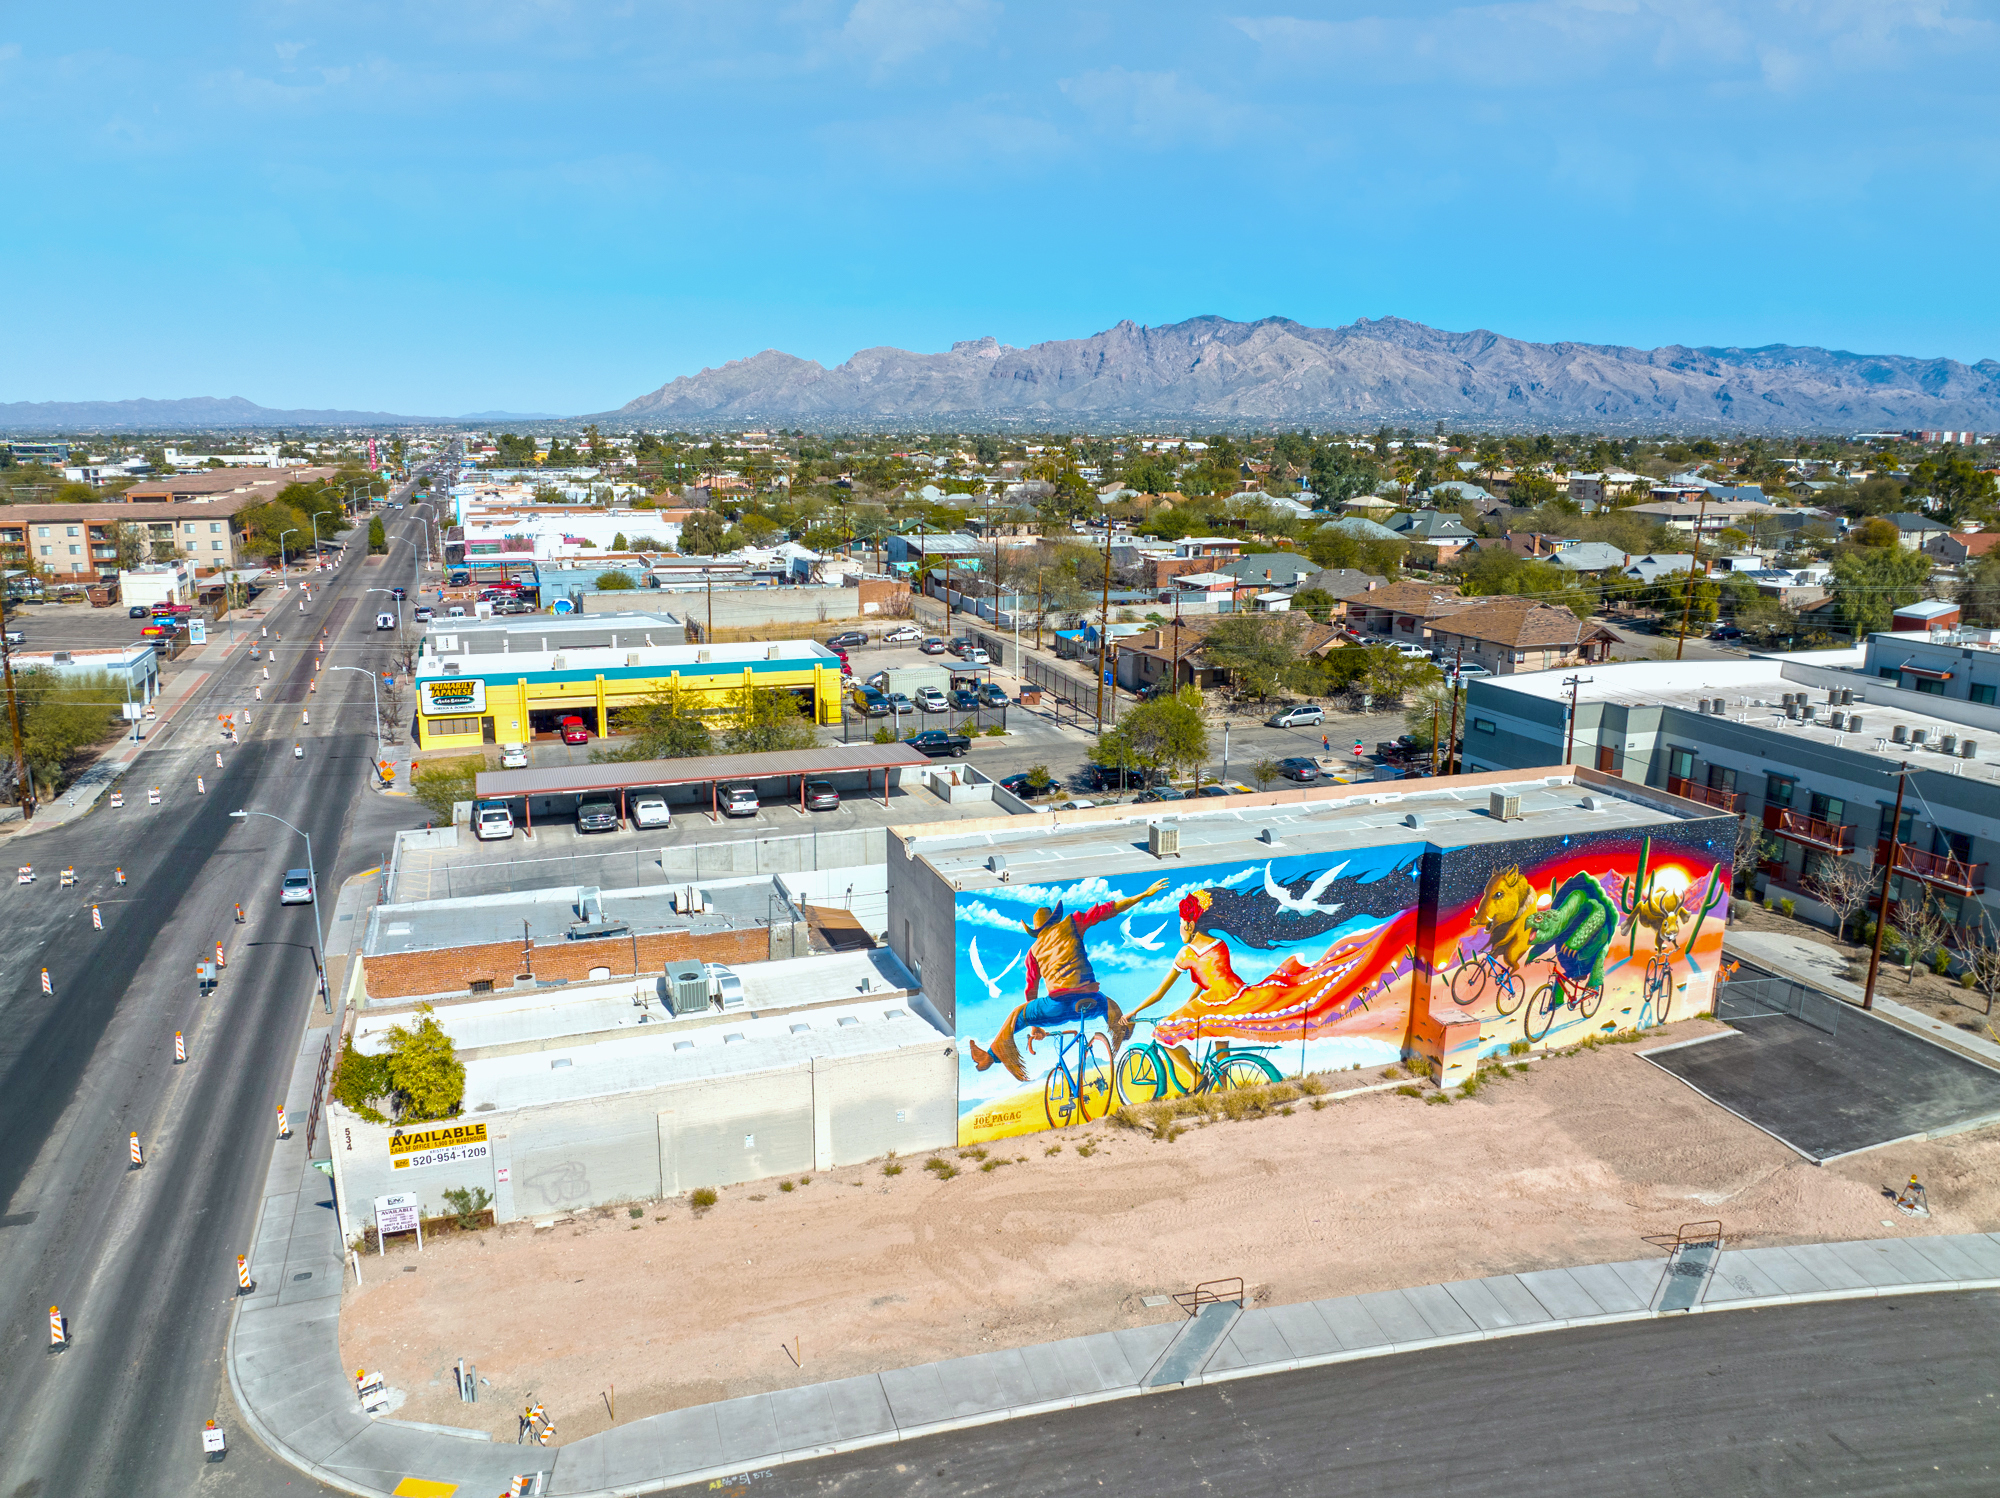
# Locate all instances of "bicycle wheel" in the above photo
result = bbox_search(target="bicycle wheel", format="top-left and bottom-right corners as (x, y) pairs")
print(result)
(1523, 981), (1562, 1043)
(1493, 970), (1525, 1018)
(1213, 1053), (1283, 1090)
(1648, 967), (1672, 1024)
(1448, 959), (1488, 1008)
(1044, 1060), (1080, 1129)
(1115, 1044), (1170, 1106)
(1577, 983), (1602, 1021)
(1078, 1033), (1115, 1122)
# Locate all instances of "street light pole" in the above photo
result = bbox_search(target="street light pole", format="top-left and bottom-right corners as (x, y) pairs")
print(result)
(330, 665), (384, 759)
(279, 529), (297, 578)
(229, 809), (329, 1013)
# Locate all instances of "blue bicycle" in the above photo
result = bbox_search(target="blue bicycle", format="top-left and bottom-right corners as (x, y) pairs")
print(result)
(1026, 1023), (1114, 1129)
(1448, 942), (1525, 1016)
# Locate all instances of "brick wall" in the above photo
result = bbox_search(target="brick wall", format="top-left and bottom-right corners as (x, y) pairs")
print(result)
(363, 927), (768, 1000)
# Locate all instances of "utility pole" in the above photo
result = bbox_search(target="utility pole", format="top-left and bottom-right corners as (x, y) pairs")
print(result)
(1562, 674), (1594, 764)
(1860, 762), (1910, 1013)
(705, 568), (713, 643)
(1674, 491), (1712, 661)
(1035, 573), (1044, 652)
(0, 623), (31, 819)
(1094, 521), (1113, 730)
(1442, 650), (1464, 775)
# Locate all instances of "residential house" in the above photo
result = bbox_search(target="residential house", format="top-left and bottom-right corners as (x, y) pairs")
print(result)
(1297, 568), (1388, 621)
(1502, 531), (1573, 559)
(1385, 510), (1481, 562)
(1890, 597), (1962, 634)
(1623, 498), (1786, 537)
(1114, 616), (1346, 694)
(1547, 542), (1630, 576)
(1346, 580), (1477, 644)
(1425, 480), (1498, 508)
(1426, 598), (1619, 676)
(1317, 516), (1407, 546)
(1621, 553), (1697, 586)
(1926, 531), (1999, 567)
(1884, 513), (1951, 552)
(1565, 471), (1649, 511)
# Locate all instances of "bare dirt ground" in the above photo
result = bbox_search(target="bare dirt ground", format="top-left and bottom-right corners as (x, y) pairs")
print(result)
(341, 1016), (2000, 1444)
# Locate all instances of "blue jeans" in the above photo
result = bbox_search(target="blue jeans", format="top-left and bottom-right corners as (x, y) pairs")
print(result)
(1016, 989), (1107, 1031)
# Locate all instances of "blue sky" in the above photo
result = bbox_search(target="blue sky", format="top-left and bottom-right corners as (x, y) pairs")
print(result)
(5, 2), (1997, 414)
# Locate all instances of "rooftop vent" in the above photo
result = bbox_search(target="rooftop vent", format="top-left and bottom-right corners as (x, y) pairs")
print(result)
(1489, 791), (1521, 822)
(1148, 823), (1180, 859)
(1939, 735), (1958, 755)
(986, 854), (1007, 875)
(442, 661), (460, 675)
(1403, 812), (1425, 830)
(627, 653), (641, 667)
(1893, 724), (1909, 744)
(1841, 688), (1856, 706)
(1848, 714), (1866, 733)
(1911, 727), (1928, 747)
(1256, 828), (1280, 845)
(1961, 739), (1979, 760)
(1831, 712), (1846, 730)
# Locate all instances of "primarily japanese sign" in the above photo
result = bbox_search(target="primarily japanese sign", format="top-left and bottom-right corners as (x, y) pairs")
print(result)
(374, 1192), (419, 1235)
(419, 678), (486, 715)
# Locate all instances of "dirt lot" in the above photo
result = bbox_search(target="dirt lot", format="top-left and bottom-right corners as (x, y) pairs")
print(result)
(1729, 899), (2000, 1041)
(340, 1018), (2000, 1443)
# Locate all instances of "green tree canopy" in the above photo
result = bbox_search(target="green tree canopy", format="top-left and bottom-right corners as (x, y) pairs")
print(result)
(1095, 685), (1209, 782)
(383, 1005), (465, 1122)
(721, 686), (817, 755)
(1830, 545), (1932, 638)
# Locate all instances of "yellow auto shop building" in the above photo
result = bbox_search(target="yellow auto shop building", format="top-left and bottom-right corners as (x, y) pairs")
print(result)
(412, 616), (845, 750)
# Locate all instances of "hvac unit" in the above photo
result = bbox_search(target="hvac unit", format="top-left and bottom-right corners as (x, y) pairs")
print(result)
(1892, 724), (1909, 744)
(1961, 739), (1979, 760)
(1848, 715), (1865, 734)
(668, 965), (709, 1016)
(1489, 792), (1521, 822)
(1939, 735), (1958, 755)
(1148, 823), (1180, 859)
(1911, 728), (1928, 747)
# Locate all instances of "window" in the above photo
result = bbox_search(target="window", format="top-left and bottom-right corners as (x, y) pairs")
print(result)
(1878, 667), (1898, 680)
(35, 527), (48, 539)
(65, 526), (78, 537)
(1973, 684), (1997, 706)
(209, 522), (220, 533)
(424, 715), (481, 737)
(1935, 828), (1973, 861)
(211, 541), (224, 551)
(1766, 774), (1795, 809)
(1706, 765), (1737, 793)
(1473, 717), (1495, 734)
(1669, 747), (1695, 780)
(1808, 792), (1844, 823)
(1914, 678), (1945, 696)
(67, 545), (78, 556)
(1879, 802), (1914, 842)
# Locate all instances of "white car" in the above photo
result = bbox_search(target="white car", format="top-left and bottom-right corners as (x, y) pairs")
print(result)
(499, 744), (529, 769)
(915, 687), (948, 712)
(632, 796), (672, 829)
(967, 648), (989, 665)
(279, 868), (314, 905)
(1056, 798), (1097, 811)
(884, 625), (922, 643)
(474, 802), (514, 840)
(375, 613), (395, 630)
(1394, 643), (1430, 660)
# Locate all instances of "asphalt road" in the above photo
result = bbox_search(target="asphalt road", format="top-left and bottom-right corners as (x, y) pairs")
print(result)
(770, 1291), (2000, 1498)
(0, 498), (432, 1497)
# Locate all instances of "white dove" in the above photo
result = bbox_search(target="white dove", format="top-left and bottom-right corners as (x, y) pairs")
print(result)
(1121, 914), (1172, 950)
(967, 936), (1023, 1000)
(1263, 860), (1347, 917)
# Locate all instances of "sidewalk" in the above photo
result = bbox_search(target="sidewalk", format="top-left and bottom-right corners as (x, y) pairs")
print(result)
(1724, 929), (2000, 1069)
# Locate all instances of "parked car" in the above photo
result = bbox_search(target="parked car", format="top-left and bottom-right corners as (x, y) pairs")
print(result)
(1196, 784), (1236, 798)
(1450, 663), (1494, 680)
(851, 687), (889, 718)
(1056, 798), (1097, 811)
(803, 780), (840, 811)
(999, 772), (1048, 797)
(414, 606), (435, 622)
(915, 686), (948, 713)
(921, 637), (948, 655)
(1710, 625), (1744, 642)
(948, 637), (974, 656)
(1394, 643), (1430, 660)
(632, 796), (672, 829)
(950, 688), (980, 712)
(474, 800), (514, 840)
(559, 715), (590, 745)
(1267, 704), (1324, 728)
(496, 599), (536, 615)
(904, 730), (971, 758)
(375, 612), (396, 630)
(886, 692), (915, 716)
(1276, 757), (1320, 782)
(977, 682), (1008, 708)
(884, 625), (922, 643)
(1134, 785), (1187, 802)
(279, 868), (315, 905)
(576, 799), (619, 832)
(127, 604), (150, 618)
(826, 631), (869, 650)
(720, 783), (759, 817)
(1081, 763), (1154, 792)
(499, 744), (529, 769)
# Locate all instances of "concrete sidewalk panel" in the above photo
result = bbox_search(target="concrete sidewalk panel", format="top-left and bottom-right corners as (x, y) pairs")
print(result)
(1109, 1322), (1180, 1374)
(1351, 1289), (1435, 1345)
(1828, 1237), (1954, 1287)
(1735, 1245), (1834, 1296)
(554, 1415), (665, 1494)
(764, 1377), (894, 1450)
(1019, 1329), (1143, 1400)
(1260, 1301), (1342, 1360)
(1441, 1275), (1545, 1332)
(878, 1360), (948, 1428)
(711, 1392), (784, 1463)
(1905, 1235), (2000, 1281)
(1564, 1260), (1654, 1315)
(1400, 1283), (1481, 1339)
(1516, 1267), (1608, 1321)
(1780, 1242), (1872, 1291)
(1205, 1308), (1296, 1373)
(1480, 1274), (1560, 1328)
(931, 1346), (1040, 1417)
(1312, 1294), (1393, 1352)
(1705, 1251), (1790, 1303)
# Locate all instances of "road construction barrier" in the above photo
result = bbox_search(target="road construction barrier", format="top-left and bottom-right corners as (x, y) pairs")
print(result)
(49, 1306), (65, 1348)
(129, 1132), (143, 1167)
(355, 1368), (390, 1414)
(262, 667), (269, 680)
(196, 777), (205, 794)
(215, 942), (226, 969)
(1896, 1175), (1930, 1215)
(301, 710), (309, 725)
(59, 867), (74, 887)
(17, 866), (32, 885)
(115, 868), (126, 885)
(215, 752), (223, 768)
(148, 787), (160, 804)
(254, 687), (262, 701)
(235, 903), (245, 924)
(175, 1031), (186, 1063)
(276, 1104), (289, 1139)
(201, 1420), (225, 1458)
(41, 969), (51, 994)
(110, 791), (123, 809)
(92, 905), (102, 930)
(309, 677), (316, 693)
(237, 1255), (254, 1294)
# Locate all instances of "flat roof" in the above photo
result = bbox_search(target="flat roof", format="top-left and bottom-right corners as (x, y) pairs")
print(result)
(365, 879), (774, 958)
(417, 634), (836, 682)
(902, 770), (1708, 894)
(475, 741), (932, 800)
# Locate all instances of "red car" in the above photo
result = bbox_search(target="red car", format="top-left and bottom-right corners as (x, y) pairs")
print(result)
(559, 716), (590, 745)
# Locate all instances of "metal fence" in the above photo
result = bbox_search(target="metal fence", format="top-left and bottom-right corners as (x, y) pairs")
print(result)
(1718, 975), (1844, 1036)
(1023, 653), (1118, 726)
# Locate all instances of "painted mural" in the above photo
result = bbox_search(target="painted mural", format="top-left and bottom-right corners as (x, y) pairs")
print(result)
(950, 819), (1733, 1144)
(1417, 825), (1731, 1087)
(954, 845), (1426, 1144)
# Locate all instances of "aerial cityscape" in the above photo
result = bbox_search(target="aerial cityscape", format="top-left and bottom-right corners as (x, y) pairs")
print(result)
(3, 5), (1999, 1497)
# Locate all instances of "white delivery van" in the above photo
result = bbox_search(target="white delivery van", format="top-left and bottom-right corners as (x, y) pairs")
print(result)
(473, 800), (514, 841)
(375, 612), (396, 630)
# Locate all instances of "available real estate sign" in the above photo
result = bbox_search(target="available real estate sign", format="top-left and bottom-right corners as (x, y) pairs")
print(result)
(389, 1121), (490, 1171)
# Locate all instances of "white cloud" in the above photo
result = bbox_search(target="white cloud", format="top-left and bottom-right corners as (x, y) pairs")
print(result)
(840, 0), (997, 80)
(1059, 66), (1255, 148)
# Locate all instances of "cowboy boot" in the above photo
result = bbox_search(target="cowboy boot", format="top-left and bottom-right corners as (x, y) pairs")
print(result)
(1104, 997), (1135, 1053)
(980, 1005), (1029, 1081)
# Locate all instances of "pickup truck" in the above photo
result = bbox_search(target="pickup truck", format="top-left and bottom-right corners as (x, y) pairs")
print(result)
(1376, 737), (1425, 764)
(904, 730), (971, 758)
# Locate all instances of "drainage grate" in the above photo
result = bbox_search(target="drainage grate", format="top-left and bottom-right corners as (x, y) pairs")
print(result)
(292, 1271), (313, 1282)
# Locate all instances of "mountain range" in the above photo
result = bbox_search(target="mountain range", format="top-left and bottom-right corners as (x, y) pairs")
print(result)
(607, 315), (2000, 433)
(0, 396), (557, 431)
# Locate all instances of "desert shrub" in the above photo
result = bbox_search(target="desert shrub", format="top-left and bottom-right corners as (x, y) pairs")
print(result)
(1508, 1040), (1531, 1056)
(442, 1187), (492, 1229)
(924, 1156), (959, 1179)
(779, 1180), (795, 1192)
(688, 1186), (718, 1211)
(1779, 897), (1796, 918)
(1395, 1084), (1423, 1098)
(882, 1161), (904, 1176)
(627, 1206), (644, 1219)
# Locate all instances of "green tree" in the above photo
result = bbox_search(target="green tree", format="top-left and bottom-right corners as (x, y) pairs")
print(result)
(1289, 587), (1336, 622)
(1830, 545), (1932, 637)
(1094, 685), (1209, 783)
(594, 571), (637, 589)
(1508, 471), (1564, 509)
(610, 531), (628, 551)
(368, 516), (387, 554)
(1201, 614), (1301, 702)
(1959, 550), (2000, 627)
(596, 687), (715, 762)
(679, 511), (727, 554)
(721, 686), (817, 755)
(13, 668), (122, 800)
(411, 758), (481, 820)
(1910, 449), (1997, 520)
(383, 1005), (465, 1121)
(1307, 446), (1379, 508)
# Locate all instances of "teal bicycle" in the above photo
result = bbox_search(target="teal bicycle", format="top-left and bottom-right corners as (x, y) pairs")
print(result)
(1113, 1018), (1283, 1106)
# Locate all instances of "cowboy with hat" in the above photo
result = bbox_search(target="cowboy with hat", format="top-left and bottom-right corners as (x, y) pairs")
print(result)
(969, 877), (1168, 1082)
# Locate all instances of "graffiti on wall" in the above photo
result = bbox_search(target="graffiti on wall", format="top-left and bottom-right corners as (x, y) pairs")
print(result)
(1420, 827), (1730, 1084)
(954, 844), (1425, 1144)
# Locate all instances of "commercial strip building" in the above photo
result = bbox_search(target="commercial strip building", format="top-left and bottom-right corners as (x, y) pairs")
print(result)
(7, 641), (161, 703)
(1456, 636), (2000, 940)
(411, 614), (844, 748)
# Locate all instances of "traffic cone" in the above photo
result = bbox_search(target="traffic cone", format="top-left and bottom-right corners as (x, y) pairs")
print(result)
(262, 667), (269, 680)
(255, 686), (262, 700)
(49, 1306), (64, 1348)
(129, 1132), (143, 1168)
(276, 1105), (289, 1139)
(237, 1255), (254, 1294)
(174, 1031), (186, 1063)
(215, 752), (223, 768)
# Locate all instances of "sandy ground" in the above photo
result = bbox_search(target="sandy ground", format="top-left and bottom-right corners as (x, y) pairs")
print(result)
(340, 1017), (2000, 1444)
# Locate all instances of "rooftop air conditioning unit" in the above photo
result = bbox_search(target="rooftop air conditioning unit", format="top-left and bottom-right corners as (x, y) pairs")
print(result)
(1148, 823), (1180, 859)
(1961, 739), (1979, 760)
(1892, 724), (1908, 744)
(1848, 714), (1866, 733)
(1831, 712), (1846, 730)
(1938, 735), (1957, 755)
(1490, 791), (1521, 822)
(1911, 728), (1928, 747)
(1841, 688), (1856, 706)
(627, 653), (641, 667)
(668, 964), (709, 1016)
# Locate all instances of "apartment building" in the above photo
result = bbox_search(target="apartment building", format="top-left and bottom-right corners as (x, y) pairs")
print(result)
(0, 497), (268, 577)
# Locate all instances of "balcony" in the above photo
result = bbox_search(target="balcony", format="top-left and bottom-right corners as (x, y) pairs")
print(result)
(1772, 810), (1855, 854)
(1893, 845), (1988, 895)
(1668, 775), (1746, 813)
